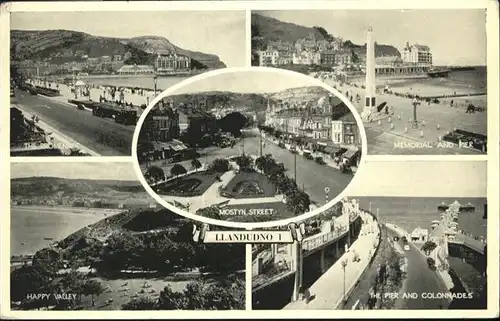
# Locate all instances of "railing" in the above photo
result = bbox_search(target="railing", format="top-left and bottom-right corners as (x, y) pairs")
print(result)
(302, 211), (360, 253)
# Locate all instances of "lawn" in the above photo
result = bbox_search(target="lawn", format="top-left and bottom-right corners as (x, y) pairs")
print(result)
(222, 170), (276, 199)
(154, 171), (219, 197)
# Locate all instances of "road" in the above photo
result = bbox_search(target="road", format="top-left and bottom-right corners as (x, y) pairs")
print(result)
(322, 78), (486, 155)
(209, 129), (354, 207)
(13, 89), (134, 156)
(146, 129), (354, 207)
(385, 228), (451, 309)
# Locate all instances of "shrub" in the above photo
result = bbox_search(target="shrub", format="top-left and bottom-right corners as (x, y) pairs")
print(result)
(427, 257), (436, 271)
(209, 158), (230, 173)
(315, 156), (325, 165)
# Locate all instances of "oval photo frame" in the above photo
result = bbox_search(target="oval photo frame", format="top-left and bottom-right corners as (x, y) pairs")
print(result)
(131, 67), (368, 229)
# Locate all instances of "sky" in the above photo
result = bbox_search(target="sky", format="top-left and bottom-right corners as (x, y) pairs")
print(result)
(170, 69), (321, 94)
(10, 11), (246, 67)
(349, 161), (487, 197)
(256, 10), (487, 66)
(11, 163), (138, 181)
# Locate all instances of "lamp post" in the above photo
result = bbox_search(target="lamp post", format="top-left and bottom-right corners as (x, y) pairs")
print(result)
(259, 123), (263, 157)
(341, 258), (348, 304)
(411, 98), (421, 129)
(294, 151), (297, 183)
(153, 74), (158, 97)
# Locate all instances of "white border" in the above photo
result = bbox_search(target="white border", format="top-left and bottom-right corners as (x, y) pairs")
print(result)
(131, 67), (368, 229)
(1, 0), (498, 318)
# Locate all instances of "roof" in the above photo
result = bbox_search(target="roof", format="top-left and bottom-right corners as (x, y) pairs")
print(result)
(118, 65), (154, 72)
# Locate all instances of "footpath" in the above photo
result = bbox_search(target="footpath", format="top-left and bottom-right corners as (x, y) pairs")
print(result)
(283, 212), (380, 310)
(260, 132), (358, 173)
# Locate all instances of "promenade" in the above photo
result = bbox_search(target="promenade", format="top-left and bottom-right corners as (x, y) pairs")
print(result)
(321, 78), (486, 155)
(12, 88), (135, 156)
(283, 212), (379, 310)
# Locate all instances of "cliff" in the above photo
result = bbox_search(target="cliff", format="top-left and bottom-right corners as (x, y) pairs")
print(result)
(10, 29), (226, 69)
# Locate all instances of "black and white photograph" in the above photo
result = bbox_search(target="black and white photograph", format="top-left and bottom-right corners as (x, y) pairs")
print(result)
(9, 10), (246, 156)
(251, 10), (487, 155)
(252, 161), (487, 311)
(134, 69), (365, 223)
(10, 162), (245, 311)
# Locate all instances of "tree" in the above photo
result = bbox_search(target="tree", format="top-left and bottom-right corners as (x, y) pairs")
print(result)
(122, 296), (158, 310)
(287, 190), (311, 215)
(170, 164), (187, 177)
(158, 285), (188, 309)
(81, 279), (105, 307)
(255, 156), (266, 172)
(234, 154), (253, 169)
(196, 206), (221, 220)
(209, 158), (230, 173)
(421, 241), (437, 255)
(32, 247), (62, 276)
(191, 158), (202, 171)
(276, 177), (297, 195)
(10, 265), (52, 303)
(218, 112), (248, 136)
(145, 166), (165, 184)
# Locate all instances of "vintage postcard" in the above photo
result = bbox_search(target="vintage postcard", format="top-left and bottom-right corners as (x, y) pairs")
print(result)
(1, 0), (498, 320)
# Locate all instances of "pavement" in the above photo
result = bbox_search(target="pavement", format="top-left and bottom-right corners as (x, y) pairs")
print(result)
(283, 212), (379, 310)
(322, 79), (486, 155)
(13, 89), (134, 156)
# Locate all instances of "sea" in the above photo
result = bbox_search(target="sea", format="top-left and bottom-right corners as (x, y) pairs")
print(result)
(356, 196), (487, 238)
(384, 67), (487, 96)
(81, 75), (190, 91)
(10, 206), (111, 257)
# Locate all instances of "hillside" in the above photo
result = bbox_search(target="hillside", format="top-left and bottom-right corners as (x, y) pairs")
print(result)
(252, 13), (326, 43)
(168, 85), (333, 112)
(170, 91), (269, 112)
(11, 176), (144, 197)
(10, 29), (226, 69)
(251, 13), (401, 57)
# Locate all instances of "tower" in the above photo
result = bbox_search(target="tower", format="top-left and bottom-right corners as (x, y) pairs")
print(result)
(361, 27), (377, 121)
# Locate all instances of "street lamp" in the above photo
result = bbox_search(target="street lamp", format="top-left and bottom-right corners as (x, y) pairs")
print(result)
(153, 74), (158, 97)
(411, 98), (421, 129)
(294, 152), (297, 183)
(341, 258), (348, 304)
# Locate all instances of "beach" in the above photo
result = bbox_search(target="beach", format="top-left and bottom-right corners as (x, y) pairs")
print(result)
(10, 206), (123, 256)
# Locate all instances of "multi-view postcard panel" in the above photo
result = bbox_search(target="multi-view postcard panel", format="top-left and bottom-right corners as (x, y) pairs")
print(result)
(4, 2), (497, 317)
(134, 69), (364, 223)
(252, 161), (487, 311)
(10, 162), (246, 311)
(9, 11), (246, 157)
(251, 10), (488, 155)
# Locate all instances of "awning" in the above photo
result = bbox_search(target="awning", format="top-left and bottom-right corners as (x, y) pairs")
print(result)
(325, 146), (339, 154)
(342, 149), (358, 160)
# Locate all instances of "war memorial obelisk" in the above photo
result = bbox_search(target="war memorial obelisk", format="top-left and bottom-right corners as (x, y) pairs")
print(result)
(361, 27), (377, 122)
